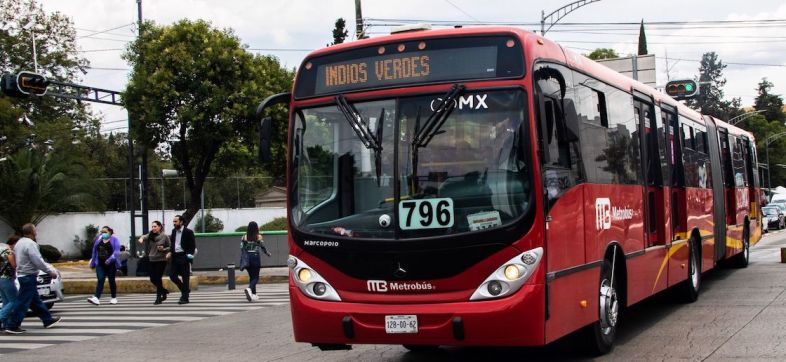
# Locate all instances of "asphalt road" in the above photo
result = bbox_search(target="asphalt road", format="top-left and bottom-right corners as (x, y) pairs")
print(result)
(7, 229), (786, 361)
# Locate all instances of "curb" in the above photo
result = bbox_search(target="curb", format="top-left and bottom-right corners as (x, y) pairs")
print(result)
(62, 275), (289, 294)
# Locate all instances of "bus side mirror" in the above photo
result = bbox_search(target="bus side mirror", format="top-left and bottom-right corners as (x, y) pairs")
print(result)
(259, 116), (273, 163)
(255, 92), (291, 164)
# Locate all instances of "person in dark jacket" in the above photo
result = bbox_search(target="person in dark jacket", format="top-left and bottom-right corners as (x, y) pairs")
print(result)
(87, 226), (122, 305)
(137, 221), (171, 305)
(239, 221), (271, 302)
(169, 215), (195, 304)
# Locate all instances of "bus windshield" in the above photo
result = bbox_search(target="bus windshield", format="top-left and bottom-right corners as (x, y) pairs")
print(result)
(290, 89), (532, 240)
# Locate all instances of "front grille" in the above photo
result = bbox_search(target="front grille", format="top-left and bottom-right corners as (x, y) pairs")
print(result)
(38, 274), (53, 284)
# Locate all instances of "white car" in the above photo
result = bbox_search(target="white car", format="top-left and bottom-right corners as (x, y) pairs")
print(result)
(0, 264), (64, 310)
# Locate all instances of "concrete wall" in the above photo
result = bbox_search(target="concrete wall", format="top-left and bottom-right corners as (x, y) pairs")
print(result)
(0, 207), (286, 257)
(193, 232), (288, 270)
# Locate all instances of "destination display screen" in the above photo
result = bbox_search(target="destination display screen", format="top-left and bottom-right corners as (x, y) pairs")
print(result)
(295, 35), (524, 98)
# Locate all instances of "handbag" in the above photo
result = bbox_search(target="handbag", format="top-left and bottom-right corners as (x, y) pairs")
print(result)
(239, 248), (249, 271)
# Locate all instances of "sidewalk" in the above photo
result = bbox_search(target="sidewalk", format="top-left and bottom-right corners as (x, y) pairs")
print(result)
(54, 261), (289, 294)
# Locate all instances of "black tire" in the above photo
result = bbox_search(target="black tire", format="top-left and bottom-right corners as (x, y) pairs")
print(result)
(402, 345), (440, 353)
(730, 226), (750, 268)
(585, 259), (619, 356)
(679, 239), (701, 303)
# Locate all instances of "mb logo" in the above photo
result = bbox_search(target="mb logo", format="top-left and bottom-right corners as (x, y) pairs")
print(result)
(367, 280), (388, 292)
(595, 198), (611, 230)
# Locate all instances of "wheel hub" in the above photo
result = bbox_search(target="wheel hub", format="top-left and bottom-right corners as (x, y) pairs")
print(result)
(599, 279), (618, 334)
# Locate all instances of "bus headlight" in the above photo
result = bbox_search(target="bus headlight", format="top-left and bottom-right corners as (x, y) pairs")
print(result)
(470, 247), (543, 301)
(288, 255), (341, 301)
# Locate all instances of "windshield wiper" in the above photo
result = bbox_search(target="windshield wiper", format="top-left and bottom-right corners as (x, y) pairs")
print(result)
(335, 94), (385, 185)
(409, 84), (465, 194)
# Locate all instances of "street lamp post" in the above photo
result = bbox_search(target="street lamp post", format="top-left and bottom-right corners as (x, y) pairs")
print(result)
(765, 131), (786, 193)
(541, 0), (602, 36)
(729, 110), (766, 126)
(161, 169), (178, 225)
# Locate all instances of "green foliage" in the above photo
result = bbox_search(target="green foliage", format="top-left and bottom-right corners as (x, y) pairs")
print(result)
(72, 224), (98, 259)
(685, 52), (738, 120)
(195, 212), (224, 232)
(586, 48), (619, 60)
(637, 20), (648, 55)
(754, 78), (785, 124)
(0, 148), (104, 231)
(330, 18), (348, 46)
(737, 113), (786, 187)
(39, 244), (61, 263)
(260, 217), (287, 231)
(123, 19), (294, 225)
(235, 225), (248, 232)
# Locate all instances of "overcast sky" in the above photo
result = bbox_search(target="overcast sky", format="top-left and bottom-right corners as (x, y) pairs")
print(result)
(38, 0), (786, 132)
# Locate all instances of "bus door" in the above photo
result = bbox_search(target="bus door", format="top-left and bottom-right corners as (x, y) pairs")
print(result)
(634, 96), (666, 248)
(719, 128), (737, 226)
(666, 108), (687, 241)
(743, 137), (758, 220)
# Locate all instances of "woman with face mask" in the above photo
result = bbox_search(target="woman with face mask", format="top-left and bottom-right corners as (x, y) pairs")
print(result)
(137, 221), (171, 304)
(88, 226), (122, 305)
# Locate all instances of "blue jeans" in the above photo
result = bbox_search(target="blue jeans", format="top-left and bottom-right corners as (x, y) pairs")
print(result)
(6, 274), (54, 329)
(0, 278), (18, 325)
(95, 263), (117, 298)
(247, 253), (261, 294)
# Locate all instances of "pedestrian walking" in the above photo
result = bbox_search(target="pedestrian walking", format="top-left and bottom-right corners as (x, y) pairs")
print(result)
(87, 226), (122, 306)
(137, 221), (171, 305)
(239, 221), (271, 302)
(169, 215), (195, 305)
(0, 235), (20, 330)
(3, 224), (61, 334)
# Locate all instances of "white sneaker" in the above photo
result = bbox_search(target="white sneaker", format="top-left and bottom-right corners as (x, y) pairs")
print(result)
(110, 298), (117, 305)
(251, 293), (259, 301)
(87, 296), (100, 305)
(244, 288), (252, 302)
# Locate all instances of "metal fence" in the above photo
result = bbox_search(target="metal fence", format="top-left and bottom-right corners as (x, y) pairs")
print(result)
(97, 176), (276, 212)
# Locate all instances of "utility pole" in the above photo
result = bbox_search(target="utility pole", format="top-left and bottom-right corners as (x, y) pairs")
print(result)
(355, 0), (365, 39)
(137, 0), (149, 235)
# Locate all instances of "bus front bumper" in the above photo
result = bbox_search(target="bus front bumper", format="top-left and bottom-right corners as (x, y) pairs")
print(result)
(289, 283), (546, 347)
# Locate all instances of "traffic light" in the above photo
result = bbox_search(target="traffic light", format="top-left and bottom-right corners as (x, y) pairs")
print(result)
(0, 71), (49, 98)
(665, 79), (699, 100)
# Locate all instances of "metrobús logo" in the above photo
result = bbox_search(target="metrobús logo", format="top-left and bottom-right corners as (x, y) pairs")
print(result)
(303, 240), (340, 248)
(367, 280), (435, 293)
(595, 197), (634, 230)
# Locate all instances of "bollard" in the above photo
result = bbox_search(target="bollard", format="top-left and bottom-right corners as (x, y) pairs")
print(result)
(227, 263), (236, 290)
(781, 248), (786, 264)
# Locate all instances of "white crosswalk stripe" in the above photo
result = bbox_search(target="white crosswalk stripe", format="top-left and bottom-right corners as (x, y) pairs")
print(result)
(0, 284), (289, 355)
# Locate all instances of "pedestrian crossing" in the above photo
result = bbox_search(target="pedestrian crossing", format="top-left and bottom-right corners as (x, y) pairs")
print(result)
(0, 284), (290, 355)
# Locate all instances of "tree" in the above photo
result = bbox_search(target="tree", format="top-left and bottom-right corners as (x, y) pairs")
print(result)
(754, 78), (786, 124)
(586, 48), (619, 60)
(123, 20), (293, 226)
(0, 148), (103, 232)
(330, 18), (348, 46)
(685, 52), (737, 120)
(638, 19), (648, 55)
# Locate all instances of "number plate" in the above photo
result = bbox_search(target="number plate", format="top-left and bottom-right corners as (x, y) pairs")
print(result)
(385, 315), (418, 334)
(398, 198), (454, 230)
(37, 287), (50, 296)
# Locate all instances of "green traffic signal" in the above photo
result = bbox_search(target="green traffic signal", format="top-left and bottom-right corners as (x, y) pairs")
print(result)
(665, 79), (699, 100)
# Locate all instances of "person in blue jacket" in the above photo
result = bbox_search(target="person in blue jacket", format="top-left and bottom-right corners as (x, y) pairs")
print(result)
(87, 226), (122, 305)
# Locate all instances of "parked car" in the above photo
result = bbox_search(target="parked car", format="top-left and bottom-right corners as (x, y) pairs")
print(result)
(0, 264), (64, 310)
(762, 206), (785, 230)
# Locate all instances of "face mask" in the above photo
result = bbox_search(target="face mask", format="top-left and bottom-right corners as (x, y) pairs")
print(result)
(101, 233), (110, 240)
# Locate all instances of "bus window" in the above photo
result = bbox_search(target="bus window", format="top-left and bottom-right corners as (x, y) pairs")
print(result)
(534, 63), (583, 203)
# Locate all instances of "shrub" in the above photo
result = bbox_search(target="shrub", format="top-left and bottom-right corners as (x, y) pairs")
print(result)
(235, 225), (248, 232)
(39, 245), (62, 263)
(260, 217), (288, 231)
(73, 224), (98, 259)
(195, 212), (224, 232)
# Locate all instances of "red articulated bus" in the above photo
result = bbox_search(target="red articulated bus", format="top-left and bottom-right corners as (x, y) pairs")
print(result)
(256, 25), (762, 354)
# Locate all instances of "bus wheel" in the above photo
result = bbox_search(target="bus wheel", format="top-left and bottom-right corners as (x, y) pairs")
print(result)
(679, 239), (701, 303)
(731, 226), (750, 268)
(586, 259), (618, 355)
(402, 345), (440, 353)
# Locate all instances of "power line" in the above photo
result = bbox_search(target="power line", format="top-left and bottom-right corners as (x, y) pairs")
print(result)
(77, 48), (124, 53)
(248, 48), (312, 52)
(443, 0), (480, 22)
(77, 23), (135, 39)
(85, 66), (129, 71)
(75, 27), (136, 38)
(549, 30), (786, 40)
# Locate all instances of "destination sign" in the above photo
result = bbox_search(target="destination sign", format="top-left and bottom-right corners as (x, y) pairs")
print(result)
(295, 36), (524, 98)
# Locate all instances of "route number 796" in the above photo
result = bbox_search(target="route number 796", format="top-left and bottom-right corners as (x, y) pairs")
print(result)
(398, 198), (454, 230)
